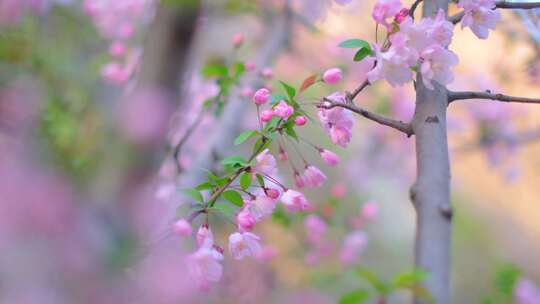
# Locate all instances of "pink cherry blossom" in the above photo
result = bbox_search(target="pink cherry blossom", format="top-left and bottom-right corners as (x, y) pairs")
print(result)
(331, 183), (347, 198)
(186, 238), (224, 291)
(372, 0), (402, 28)
(322, 68), (343, 84)
(420, 44), (459, 90)
(360, 201), (378, 221)
(273, 100), (294, 119)
(246, 195), (276, 221)
(339, 230), (368, 264)
(232, 33), (244, 47)
(303, 165), (327, 188)
(266, 188), (281, 199)
(394, 8), (409, 23)
(196, 225), (213, 247)
(246, 61), (256, 71)
(253, 88), (271, 105)
(260, 109), (274, 122)
(459, 0), (501, 39)
(281, 189), (310, 212)
(255, 148), (277, 176)
(101, 62), (130, 85)
(109, 41), (126, 57)
(319, 92), (354, 147)
(294, 116), (307, 126)
(228, 232), (263, 260)
(367, 43), (415, 87)
(294, 173), (306, 189)
(241, 87), (254, 98)
(515, 278), (540, 304)
(260, 67), (273, 78)
(320, 149), (340, 166)
(236, 209), (256, 232)
(424, 9), (454, 47)
(304, 215), (327, 244)
(278, 150), (288, 161)
(172, 219), (192, 236)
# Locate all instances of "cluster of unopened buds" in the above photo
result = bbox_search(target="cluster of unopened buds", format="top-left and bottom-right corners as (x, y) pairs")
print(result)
(83, 0), (154, 85)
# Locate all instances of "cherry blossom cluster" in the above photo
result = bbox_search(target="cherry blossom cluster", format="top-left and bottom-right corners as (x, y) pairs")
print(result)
(83, 0), (155, 85)
(369, 1), (458, 89)
(338, 0), (503, 90)
(172, 66), (351, 290)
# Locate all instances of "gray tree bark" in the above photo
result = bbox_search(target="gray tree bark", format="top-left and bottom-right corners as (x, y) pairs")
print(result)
(410, 1), (452, 304)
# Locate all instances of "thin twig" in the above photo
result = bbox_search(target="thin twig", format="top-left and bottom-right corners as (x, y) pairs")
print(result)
(447, 90), (540, 104)
(171, 106), (206, 170)
(320, 98), (414, 137)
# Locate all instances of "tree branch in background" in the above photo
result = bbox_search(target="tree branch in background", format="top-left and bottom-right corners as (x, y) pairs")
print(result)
(447, 90), (540, 104)
(320, 97), (414, 137)
(178, 2), (293, 187)
(449, 1), (540, 24)
(455, 126), (540, 153)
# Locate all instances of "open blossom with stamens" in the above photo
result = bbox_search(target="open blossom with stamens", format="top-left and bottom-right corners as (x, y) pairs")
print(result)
(372, 0), (403, 28)
(281, 189), (310, 212)
(186, 238), (224, 291)
(367, 43), (415, 87)
(303, 165), (327, 188)
(318, 92), (354, 147)
(228, 232), (263, 260)
(273, 100), (294, 119)
(255, 149), (277, 176)
(458, 0), (500, 39)
(420, 44), (459, 90)
(339, 230), (368, 264)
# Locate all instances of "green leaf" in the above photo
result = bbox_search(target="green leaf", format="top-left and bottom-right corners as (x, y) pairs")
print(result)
(338, 289), (369, 304)
(285, 123), (299, 141)
(353, 47), (374, 62)
(279, 80), (296, 99)
(210, 203), (237, 219)
(338, 38), (371, 49)
(240, 172), (252, 190)
(256, 174), (265, 188)
(222, 190), (244, 207)
(195, 182), (213, 191)
(202, 63), (228, 78)
(182, 188), (204, 203)
(392, 269), (429, 289)
(494, 264), (521, 296)
(355, 267), (390, 294)
(234, 130), (259, 145)
(232, 62), (245, 76)
(221, 156), (248, 167)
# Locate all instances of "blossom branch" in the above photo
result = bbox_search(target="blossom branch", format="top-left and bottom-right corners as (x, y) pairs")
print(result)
(320, 97), (414, 137)
(447, 90), (540, 104)
(449, 1), (540, 24)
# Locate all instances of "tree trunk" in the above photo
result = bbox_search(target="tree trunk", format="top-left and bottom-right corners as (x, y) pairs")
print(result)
(410, 1), (452, 303)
